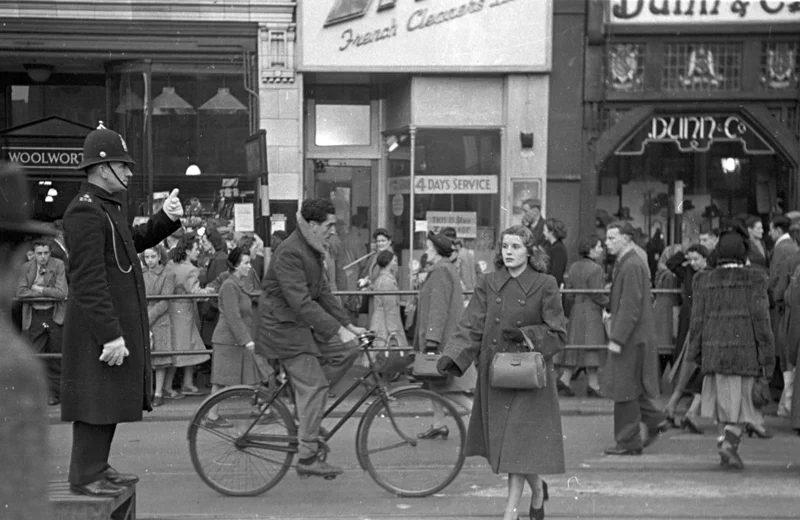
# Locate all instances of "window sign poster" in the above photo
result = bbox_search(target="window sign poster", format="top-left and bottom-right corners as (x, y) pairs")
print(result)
(234, 203), (255, 233)
(511, 178), (542, 218)
(426, 211), (477, 239)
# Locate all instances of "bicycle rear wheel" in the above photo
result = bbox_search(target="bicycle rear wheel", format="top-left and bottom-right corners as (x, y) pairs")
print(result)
(188, 385), (296, 496)
(357, 387), (467, 497)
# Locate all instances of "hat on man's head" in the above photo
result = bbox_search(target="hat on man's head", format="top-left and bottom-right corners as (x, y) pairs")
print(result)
(77, 122), (135, 171)
(427, 231), (453, 258)
(207, 229), (225, 251)
(0, 162), (56, 238)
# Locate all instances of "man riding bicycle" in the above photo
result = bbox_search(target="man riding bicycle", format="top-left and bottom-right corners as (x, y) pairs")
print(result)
(258, 197), (366, 478)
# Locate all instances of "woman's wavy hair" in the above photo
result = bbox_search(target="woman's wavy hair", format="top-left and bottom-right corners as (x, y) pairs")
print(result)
(545, 218), (568, 241)
(226, 246), (248, 272)
(140, 244), (167, 267)
(577, 234), (601, 258)
(172, 236), (198, 263)
(493, 225), (550, 273)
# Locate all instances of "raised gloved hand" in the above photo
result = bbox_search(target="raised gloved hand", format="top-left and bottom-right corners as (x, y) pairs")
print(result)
(162, 188), (184, 221)
(436, 355), (462, 377)
(502, 328), (525, 343)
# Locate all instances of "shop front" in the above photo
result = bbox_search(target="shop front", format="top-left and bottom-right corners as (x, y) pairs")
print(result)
(0, 12), (264, 227)
(299, 0), (553, 284)
(582, 1), (800, 244)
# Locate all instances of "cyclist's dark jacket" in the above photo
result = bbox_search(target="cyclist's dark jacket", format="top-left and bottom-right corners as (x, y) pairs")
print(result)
(258, 214), (351, 358)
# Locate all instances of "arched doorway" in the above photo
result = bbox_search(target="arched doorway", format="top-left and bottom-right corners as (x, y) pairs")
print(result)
(591, 105), (800, 246)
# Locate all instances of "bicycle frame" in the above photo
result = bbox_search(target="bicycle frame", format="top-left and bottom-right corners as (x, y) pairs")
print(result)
(231, 334), (418, 455)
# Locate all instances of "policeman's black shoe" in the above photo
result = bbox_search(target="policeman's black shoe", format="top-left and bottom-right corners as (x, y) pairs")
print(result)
(603, 445), (642, 456)
(69, 479), (124, 497)
(103, 466), (139, 486)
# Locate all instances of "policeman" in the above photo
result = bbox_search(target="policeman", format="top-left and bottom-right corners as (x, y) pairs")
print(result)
(61, 123), (184, 497)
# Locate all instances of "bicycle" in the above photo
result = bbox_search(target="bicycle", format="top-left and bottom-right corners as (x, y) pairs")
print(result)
(187, 332), (467, 497)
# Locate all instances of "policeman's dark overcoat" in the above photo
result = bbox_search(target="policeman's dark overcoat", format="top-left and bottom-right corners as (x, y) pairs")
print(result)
(61, 182), (180, 424)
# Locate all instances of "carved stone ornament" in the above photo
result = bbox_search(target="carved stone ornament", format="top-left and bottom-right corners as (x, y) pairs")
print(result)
(761, 43), (797, 90)
(681, 45), (724, 88)
(609, 44), (642, 91)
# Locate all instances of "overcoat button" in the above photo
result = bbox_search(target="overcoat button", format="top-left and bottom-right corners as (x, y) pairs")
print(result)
(516, 321), (522, 326)
(494, 317), (500, 323)
(492, 339), (497, 344)
(495, 298), (502, 303)
(518, 299), (525, 305)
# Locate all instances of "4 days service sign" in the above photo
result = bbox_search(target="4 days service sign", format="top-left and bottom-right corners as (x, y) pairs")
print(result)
(299, 0), (551, 72)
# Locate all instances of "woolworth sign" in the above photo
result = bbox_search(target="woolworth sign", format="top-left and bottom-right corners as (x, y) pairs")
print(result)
(5, 146), (84, 169)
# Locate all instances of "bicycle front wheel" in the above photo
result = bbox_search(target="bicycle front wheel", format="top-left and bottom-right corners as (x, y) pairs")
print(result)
(357, 387), (467, 497)
(188, 385), (296, 496)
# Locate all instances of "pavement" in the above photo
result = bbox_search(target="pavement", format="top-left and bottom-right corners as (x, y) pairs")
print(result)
(46, 365), (621, 424)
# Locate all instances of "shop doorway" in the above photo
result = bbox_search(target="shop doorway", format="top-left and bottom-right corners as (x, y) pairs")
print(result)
(308, 158), (373, 234)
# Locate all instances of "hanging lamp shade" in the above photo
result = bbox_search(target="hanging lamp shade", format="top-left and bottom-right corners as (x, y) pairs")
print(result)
(152, 86), (195, 115)
(199, 87), (247, 114)
(115, 89), (144, 114)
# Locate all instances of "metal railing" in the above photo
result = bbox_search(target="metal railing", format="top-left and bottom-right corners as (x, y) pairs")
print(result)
(19, 287), (683, 359)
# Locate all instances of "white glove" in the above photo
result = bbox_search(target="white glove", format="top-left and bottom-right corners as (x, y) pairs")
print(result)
(100, 336), (129, 366)
(163, 188), (184, 221)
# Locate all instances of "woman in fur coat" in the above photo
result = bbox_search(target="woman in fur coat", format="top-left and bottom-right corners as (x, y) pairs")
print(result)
(686, 224), (775, 469)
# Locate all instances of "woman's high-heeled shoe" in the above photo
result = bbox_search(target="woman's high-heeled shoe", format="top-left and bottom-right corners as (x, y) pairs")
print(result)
(744, 423), (773, 439)
(680, 415), (703, 434)
(663, 412), (678, 429)
(528, 480), (548, 520)
(417, 425), (449, 440)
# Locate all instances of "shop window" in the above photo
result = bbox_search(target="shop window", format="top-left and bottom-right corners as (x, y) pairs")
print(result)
(10, 84), (105, 128)
(662, 42), (742, 92)
(388, 129), (501, 274)
(312, 86), (372, 147)
(607, 43), (645, 92)
(759, 41), (800, 90)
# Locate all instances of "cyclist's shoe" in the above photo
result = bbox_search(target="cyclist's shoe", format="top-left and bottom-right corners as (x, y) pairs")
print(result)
(296, 459), (343, 479)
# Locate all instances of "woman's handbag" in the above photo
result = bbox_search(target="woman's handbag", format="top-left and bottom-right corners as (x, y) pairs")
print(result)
(412, 351), (444, 379)
(489, 330), (547, 389)
(374, 333), (411, 374)
(247, 349), (275, 385)
(751, 370), (772, 409)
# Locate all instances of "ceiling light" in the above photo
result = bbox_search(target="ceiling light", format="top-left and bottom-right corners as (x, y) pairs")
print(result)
(24, 63), (54, 82)
(47, 188), (58, 197)
(45, 196), (54, 203)
(115, 89), (144, 113)
(199, 88), (247, 114)
(152, 86), (195, 115)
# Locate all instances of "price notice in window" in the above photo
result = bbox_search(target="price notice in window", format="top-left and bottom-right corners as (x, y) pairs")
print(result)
(427, 212), (477, 239)
(414, 176), (498, 195)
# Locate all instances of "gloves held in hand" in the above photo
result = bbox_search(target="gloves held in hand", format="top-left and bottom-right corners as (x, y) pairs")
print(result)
(502, 328), (525, 343)
(436, 355), (461, 377)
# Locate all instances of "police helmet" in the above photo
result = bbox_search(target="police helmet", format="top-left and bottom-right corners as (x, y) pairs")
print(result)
(77, 122), (135, 171)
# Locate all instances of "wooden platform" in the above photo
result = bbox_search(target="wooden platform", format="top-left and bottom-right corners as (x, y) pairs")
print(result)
(49, 481), (136, 520)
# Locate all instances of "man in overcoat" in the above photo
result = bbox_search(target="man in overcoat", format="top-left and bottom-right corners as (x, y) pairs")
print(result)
(767, 215), (797, 416)
(601, 221), (664, 455)
(61, 124), (182, 497)
(16, 238), (67, 405)
(258, 198), (366, 478)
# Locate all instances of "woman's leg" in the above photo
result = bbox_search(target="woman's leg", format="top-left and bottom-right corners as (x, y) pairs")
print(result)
(163, 366), (178, 397)
(154, 368), (166, 397)
(587, 367), (600, 391)
(207, 384), (224, 420)
(559, 368), (573, 388)
(182, 366), (196, 391)
(524, 474), (545, 509)
(503, 474), (526, 520)
(686, 393), (701, 417)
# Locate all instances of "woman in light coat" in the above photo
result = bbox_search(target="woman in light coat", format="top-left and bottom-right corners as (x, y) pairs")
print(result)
(414, 232), (475, 437)
(142, 246), (176, 407)
(368, 250), (409, 375)
(168, 236), (212, 397)
(556, 234), (608, 397)
(439, 225), (567, 520)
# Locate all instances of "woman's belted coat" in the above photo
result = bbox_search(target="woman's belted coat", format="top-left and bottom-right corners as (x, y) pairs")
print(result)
(443, 265), (568, 475)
